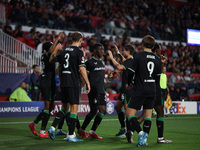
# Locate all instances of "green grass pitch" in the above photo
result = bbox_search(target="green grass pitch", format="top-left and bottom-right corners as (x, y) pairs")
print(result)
(0, 115), (200, 150)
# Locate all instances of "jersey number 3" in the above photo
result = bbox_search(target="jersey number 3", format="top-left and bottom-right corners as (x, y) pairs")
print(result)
(147, 61), (154, 77)
(64, 53), (70, 68)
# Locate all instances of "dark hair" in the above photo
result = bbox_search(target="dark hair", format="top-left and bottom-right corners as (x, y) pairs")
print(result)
(94, 43), (103, 50)
(142, 35), (155, 49)
(20, 82), (25, 87)
(72, 32), (83, 42)
(124, 44), (135, 55)
(32, 64), (38, 69)
(152, 42), (160, 53)
(42, 41), (53, 53)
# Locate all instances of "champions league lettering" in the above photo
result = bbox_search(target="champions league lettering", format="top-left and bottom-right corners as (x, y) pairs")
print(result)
(0, 107), (21, 112)
(0, 107), (40, 113)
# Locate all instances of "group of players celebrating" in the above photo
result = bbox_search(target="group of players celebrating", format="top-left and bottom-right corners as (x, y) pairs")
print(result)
(28, 31), (172, 146)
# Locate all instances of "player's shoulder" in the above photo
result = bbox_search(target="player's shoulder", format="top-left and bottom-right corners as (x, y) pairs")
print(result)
(85, 58), (93, 63)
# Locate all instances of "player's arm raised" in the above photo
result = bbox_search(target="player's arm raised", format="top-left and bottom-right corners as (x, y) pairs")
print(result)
(49, 43), (63, 63)
(49, 32), (64, 54)
(113, 44), (126, 62)
(108, 50), (125, 70)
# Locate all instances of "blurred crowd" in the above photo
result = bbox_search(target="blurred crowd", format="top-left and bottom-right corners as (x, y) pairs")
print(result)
(2, 0), (200, 41)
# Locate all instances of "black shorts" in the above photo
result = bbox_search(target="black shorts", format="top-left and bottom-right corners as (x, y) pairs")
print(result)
(88, 92), (106, 106)
(154, 90), (164, 107)
(40, 87), (55, 101)
(128, 95), (156, 110)
(118, 93), (132, 105)
(61, 87), (80, 105)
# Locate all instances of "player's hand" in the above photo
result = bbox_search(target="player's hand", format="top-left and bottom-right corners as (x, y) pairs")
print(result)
(126, 84), (131, 90)
(86, 83), (91, 94)
(113, 44), (119, 53)
(107, 50), (113, 59)
(161, 55), (166, 64)
(108, 72), (114, 78)
(56, 43), (63, 51)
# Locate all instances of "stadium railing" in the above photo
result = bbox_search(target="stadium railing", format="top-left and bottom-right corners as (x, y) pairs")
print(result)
(0, 54), (32, 73)
(0, 4), (6, 24)
(0, 31), (41, 71)
(0, 54), (17, 73)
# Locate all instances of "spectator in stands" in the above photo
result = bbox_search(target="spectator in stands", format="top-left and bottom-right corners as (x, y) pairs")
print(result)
(29, 65), (40, 101)
(168, 72), (178, 86)
(26, 27), (36, 38)
(3, 19), (13, 36)
(180, 86), (189, 101)
(95, 29), (103, 42)
(170, 87), (181, 101)
(13, 25), (24, 38)
(105, 60), (114, 71)
(9, 82), (32, 102)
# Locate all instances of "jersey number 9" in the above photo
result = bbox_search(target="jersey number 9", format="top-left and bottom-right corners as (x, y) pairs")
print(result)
(147, 61), (154, 77)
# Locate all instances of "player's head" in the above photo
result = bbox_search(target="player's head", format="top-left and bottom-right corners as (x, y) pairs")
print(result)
(32, 64), (39, 73)
(142, 35), (155, 50)
(152, 42), (161, 56)
(42, 41), (53, 53)
(94, 43), (104, 58)
(122, 44), (135, 58)
(72, 32), (83, 47)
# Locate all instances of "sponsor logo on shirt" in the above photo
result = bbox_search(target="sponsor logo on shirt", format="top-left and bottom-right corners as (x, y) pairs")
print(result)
(94, 67), (105, 71)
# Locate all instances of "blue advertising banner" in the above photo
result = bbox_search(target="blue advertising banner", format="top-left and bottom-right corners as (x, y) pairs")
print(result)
(0, 102), (44, 117)
(198, 102), (200, 114)
(0, 101), (143, 117)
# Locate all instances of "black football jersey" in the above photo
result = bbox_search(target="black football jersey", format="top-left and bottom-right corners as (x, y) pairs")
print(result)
(128, 51), (161, 96)
(121, 58), (134, 94)
(56, 45), (85, 87)
(85, 57), (105, 94)
(40, 52), (55, 87)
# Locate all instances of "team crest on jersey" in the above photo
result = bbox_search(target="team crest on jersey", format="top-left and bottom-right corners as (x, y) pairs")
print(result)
(94, 62), (97, 65)
(106, 101), (114, 114)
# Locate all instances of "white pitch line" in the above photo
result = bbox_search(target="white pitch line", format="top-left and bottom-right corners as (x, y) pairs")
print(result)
(0, 116), (200, 125)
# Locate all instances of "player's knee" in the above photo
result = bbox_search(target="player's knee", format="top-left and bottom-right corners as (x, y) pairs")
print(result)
(99, 108), (106, 115)
(156, 110), (164, 118)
